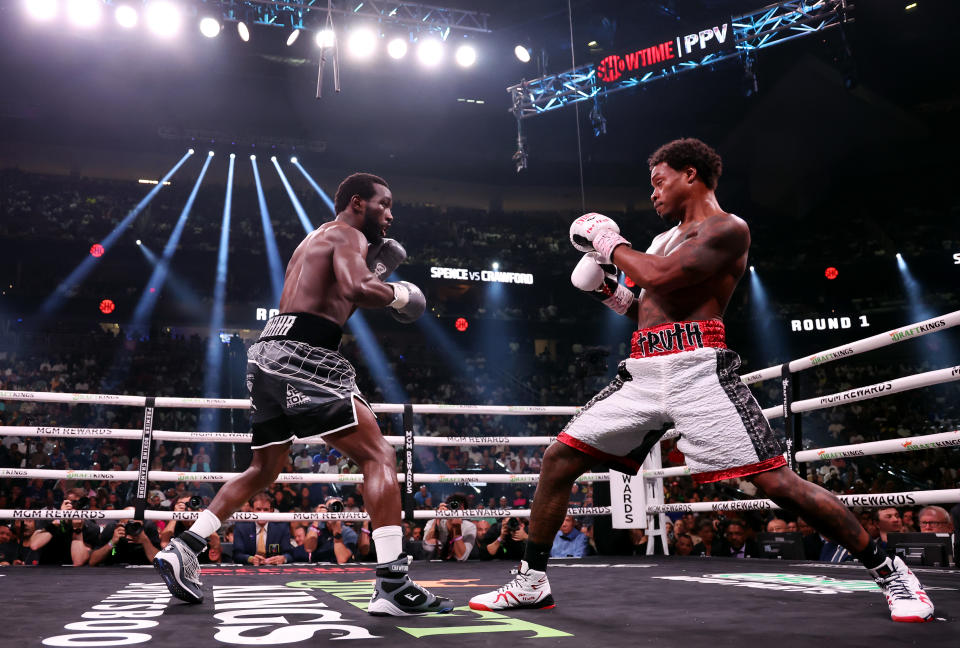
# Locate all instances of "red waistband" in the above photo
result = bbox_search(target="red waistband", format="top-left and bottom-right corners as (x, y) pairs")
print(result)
(630, 320), (726, 359)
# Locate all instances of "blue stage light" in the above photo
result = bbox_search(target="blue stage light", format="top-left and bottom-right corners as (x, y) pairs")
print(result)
(272, 157), (315, 233)
(251, 156), (285, 305)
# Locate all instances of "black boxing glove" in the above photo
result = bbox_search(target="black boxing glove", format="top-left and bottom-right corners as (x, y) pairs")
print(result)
(570, 251), (634, 315)
(366, 238), (407, 279)
(386, 281), (426, 323)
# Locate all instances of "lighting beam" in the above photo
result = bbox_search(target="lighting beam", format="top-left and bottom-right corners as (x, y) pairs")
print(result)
(39, 150), (192, 318)
(204, 152), (236, 402)
(251, 157), (285, 305)
(272, 157), (315, 234)
(292, 159), (336, 217)
(130, 152), (213, 328)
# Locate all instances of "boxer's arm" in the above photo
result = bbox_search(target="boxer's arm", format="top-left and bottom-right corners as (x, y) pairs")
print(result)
(612, 215), (749, 293)
(328, 227), (396, 308)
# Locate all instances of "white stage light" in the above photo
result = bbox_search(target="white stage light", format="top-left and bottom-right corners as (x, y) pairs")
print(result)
(145, 1), (181, 38)
(208, 151), (215, 157)
(136, 239), (142, 246)
(315, 28), (335, 48)
(229, 153), (236, 159)
(67, 0), (102, 28)
(188, 148), (195, 154)
(270, 156), (277, 162)
(25, 0), (58, 22)
(286, 29), (300, 46)
(492, 262), (500, 271)
(250, 154), (256, 160)
(514, 45), (531, 62)
(387, 38), (407, 59)
(347, 28), (377, 59)
(290, 156), (298, 164)
(199, 17), (221, 38)
(417, 38), (443, 66)
(455, 44), (476, 68)
(237, 21), (250, 42)
(114, 4), (138, 28)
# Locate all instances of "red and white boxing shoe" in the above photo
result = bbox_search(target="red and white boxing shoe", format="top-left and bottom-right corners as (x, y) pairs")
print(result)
(468, 561), (555, 611)
(867, 555), (934, 622)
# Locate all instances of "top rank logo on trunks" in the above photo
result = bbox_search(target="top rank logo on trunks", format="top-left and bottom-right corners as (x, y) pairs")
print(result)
(632, 322), (708, 358)
(261, 314), (297, 339)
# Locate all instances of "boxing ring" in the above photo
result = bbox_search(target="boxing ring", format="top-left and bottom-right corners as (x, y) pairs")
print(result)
(1, 310), (959, 645)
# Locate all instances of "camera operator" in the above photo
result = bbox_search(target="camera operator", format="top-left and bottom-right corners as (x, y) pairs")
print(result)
(293, 498), (357, 564)
(29, 490), (100, 566)
(89, 507), (161, 566)
(479, 515), (529, 561)
(422, 494), (477, 562)
(159, 494), (222, 563)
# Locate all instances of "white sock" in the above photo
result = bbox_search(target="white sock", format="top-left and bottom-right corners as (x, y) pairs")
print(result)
(371, 525), (403, 563)
(188, 509), (222, 540)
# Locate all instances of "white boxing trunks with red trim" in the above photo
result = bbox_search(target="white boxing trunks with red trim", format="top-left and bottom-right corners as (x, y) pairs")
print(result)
(557, 319), (786, 483)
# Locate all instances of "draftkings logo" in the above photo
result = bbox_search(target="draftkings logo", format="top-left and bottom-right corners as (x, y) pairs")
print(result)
(653, 573), (881, 595)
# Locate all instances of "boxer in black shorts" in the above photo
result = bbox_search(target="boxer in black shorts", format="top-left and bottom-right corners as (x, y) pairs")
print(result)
(155, 172), (453, 616)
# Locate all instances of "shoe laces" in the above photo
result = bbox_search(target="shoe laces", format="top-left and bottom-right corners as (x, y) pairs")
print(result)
(878, 571), (914, 601)
(172, 538), (201, 583)
(495, 569), (530, 594)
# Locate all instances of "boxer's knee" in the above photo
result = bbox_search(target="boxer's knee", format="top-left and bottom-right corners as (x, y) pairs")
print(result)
(542, 442), (591, 484)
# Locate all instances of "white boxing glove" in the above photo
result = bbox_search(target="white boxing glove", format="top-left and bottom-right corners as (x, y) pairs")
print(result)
(571, 252), (635, 315)
(569, 213), (632, 263)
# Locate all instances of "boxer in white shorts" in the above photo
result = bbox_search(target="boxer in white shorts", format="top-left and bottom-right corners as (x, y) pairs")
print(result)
(470, 138), (933, 623)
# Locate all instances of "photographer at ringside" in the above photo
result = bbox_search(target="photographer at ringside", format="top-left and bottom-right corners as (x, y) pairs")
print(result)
(422, 493), (477, 562)
(159, 494), (223, 563)
(478, 515), (529, 561)
(293, 498), (357, 564)
(29, 489), (100, 566)
(89, 507), (161, 566)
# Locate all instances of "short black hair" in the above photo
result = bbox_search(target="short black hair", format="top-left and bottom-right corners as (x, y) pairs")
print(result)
(334, 172), (389, 214)
(647, 138), (723, 190)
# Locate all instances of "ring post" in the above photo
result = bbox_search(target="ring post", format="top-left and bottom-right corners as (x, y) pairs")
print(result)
(133, 397), (156, 521)
(402, 404), (415, 523)
(780, 364), (798, 474)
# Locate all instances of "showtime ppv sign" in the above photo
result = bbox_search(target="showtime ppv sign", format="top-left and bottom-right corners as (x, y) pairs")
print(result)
(596, 21), (731, 84)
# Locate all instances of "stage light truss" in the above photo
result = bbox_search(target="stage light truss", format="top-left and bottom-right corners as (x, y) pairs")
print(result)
(507, 0), (852, 120)
(192, 0), (490, 34)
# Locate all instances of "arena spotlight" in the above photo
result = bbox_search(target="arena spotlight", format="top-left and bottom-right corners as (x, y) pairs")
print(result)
(136, 239), (142, 246)
(286, 28), (300, 46)
(514, 45), (531, 63)
(25, 0), (58, 22)
(237, 21), (250, 42)
(749, 265), (755, 272)
(455, 44), (477, 68)
(114, 4), (137, 28)
(417, 38), (443, 66)
(290, 156), (297, 164)
(492, 261), (500, 271)
(387, 37), (408, 59)
(67, 0), (102, 28)
(229, 153), (235, 159)
(199, 16), (221, 38)
(270, 155), (277, 162)
(347, 28), (377, 59)
(145, 1), (180, 38)
(315, 28), (335, 48)
(207, 150), (215, 157)
(249, 154), (256, 160)
(188, 148), (195, 154)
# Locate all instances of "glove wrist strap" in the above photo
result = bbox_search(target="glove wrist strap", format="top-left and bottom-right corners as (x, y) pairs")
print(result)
(602, 284), (635, 315)
(593, 230), (631, 263)
(388, 283), (409, 309)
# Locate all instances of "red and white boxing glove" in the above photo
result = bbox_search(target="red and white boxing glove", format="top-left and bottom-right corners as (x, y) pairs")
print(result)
(571, 252), (635, 315)
(569, 212), (631, 263)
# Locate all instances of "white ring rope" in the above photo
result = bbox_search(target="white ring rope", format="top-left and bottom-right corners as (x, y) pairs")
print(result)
(740, 309), (960, 384)
(647, 488), (960, 513)
(794, 429), (960, 463)
(0, 467), (610, 485)
(0, 507), (611, 523)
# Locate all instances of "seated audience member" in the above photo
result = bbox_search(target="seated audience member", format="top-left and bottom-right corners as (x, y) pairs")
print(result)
(422, 494), (477, 562)
(917, 506), (953, 534)
(765, 517), (789, 533)
(717, 520), (759, 558)
(89, 509), (161, 566)
(293, 501), (358, 564)
(796, 516), (824, 560)
(550, 515), (588, 558)
(233, 493), (293, 565)
(478, 516), (528, 561)
(0, 524), (24, 565)
(29, 493), (100, 566)
(674, 534), (695, 556)
(692, 519), (718, 556)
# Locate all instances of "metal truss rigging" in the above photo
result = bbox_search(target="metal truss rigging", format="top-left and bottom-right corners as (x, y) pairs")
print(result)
(507, 0), (853, 121)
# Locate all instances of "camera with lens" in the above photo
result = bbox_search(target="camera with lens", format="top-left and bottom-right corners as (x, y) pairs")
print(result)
(506, 517), (521, 532)
(124, 521), (143, 537)
(445, 494), (468, 511)
(325, 498), (344, 513)
(185, 495), (203, 511)
(74, 496), (91, 511)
